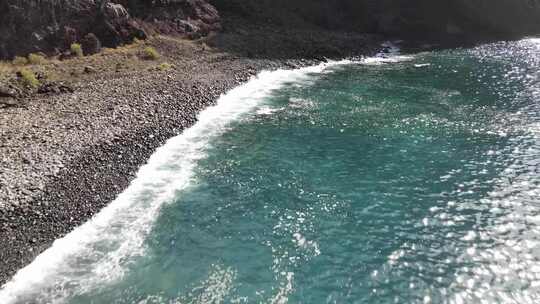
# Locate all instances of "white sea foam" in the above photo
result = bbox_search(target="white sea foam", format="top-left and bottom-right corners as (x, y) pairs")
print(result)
(361, 41), (414, 65)
(0, 59), (354, 304)
(256, 106), (284, 115)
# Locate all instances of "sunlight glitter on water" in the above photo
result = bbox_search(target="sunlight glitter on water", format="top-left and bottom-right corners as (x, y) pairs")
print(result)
(3, 39), (540, 303)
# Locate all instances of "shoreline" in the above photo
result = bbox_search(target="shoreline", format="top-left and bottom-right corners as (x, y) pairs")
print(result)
(0, 30), (383, 285)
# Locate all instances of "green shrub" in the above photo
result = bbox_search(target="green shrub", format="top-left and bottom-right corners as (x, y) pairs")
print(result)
(71, 43), (83, 57)
(19, 69), (40, 88)
(28, 53), (46, 64)
(157, 62), (172, 71)
(12, 56), (28, 65)
(143, 47), (159, 60)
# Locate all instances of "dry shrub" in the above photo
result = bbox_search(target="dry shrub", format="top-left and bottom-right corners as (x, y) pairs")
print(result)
(19, 68), (40, 88)
(157, 62), (172, 71)
(143, 47), (159, 60)
(71, 43), (83, 57)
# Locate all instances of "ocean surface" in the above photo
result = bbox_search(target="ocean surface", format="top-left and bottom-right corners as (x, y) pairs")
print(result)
(2, 39), (540, 304)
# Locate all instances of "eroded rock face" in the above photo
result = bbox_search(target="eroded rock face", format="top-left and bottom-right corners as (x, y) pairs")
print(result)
(0, 0), (221, 59)
(121, 0), (222, 39)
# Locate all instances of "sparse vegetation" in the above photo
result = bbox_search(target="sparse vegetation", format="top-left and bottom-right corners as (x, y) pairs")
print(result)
(133, 37), (141, 44)
(157, 62), (172, 71)
(28, 53), (46, 65)
(0, 36), (187, 95)
(0, 62), (11, 79)
(12, 56), (28, 66)
(71, 43), (83, 57)
(143, 47), (160, 60)
(19, 68), (40, 88)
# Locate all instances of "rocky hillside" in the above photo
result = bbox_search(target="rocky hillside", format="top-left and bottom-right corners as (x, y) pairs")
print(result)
(1, 0), (540, 59)
(0, 0), (220, 59)
(211, 0), (540, 39)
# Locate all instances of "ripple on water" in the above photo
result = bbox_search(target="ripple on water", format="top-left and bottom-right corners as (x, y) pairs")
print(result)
(3, 40), (540, 303)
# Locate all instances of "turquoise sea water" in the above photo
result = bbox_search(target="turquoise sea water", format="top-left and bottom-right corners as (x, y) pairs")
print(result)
(2, 39), (540, 303)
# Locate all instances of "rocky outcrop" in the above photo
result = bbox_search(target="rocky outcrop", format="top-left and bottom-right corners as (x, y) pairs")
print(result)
(0, 0), (221, 59)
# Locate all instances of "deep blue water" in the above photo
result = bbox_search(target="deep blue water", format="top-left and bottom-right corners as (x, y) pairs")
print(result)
(2, 39), (540, 304)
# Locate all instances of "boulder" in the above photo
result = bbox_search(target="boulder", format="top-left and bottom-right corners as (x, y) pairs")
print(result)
(0, 86), (18, 99)
(81, 33), (102, 55)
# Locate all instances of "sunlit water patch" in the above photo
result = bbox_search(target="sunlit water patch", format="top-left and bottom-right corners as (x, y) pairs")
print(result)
(2, 39), (540, 303)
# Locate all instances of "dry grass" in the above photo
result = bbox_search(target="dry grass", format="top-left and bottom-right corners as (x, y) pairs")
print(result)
(12, 56), (28, 66)
(1, 36), (193, 93)
(28, 53), (46, 65)
(0, 62), (13, 80)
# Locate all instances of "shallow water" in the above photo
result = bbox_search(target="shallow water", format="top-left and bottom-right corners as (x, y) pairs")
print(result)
(2, 39), (540, 303)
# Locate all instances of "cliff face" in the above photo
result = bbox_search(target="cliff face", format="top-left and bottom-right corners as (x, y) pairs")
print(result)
(453, 0), (540, 37)
(211, 0), (540, 39)
(380, 0), (540, 38)
(1, 0), (540, 59)
(0, 0), (220, 59)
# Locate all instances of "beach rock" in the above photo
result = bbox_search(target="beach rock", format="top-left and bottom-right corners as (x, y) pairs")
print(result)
(0, 98), (21, 108)
(0, 86), (17, 99)
(84, 66), (97, 74)
(37, 82), (74, 95)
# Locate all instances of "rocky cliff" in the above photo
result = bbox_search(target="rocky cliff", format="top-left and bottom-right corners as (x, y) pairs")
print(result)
(1, 0), (540, 59)
(0, 0), (221, 59)
(211, 0), (540, 39)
